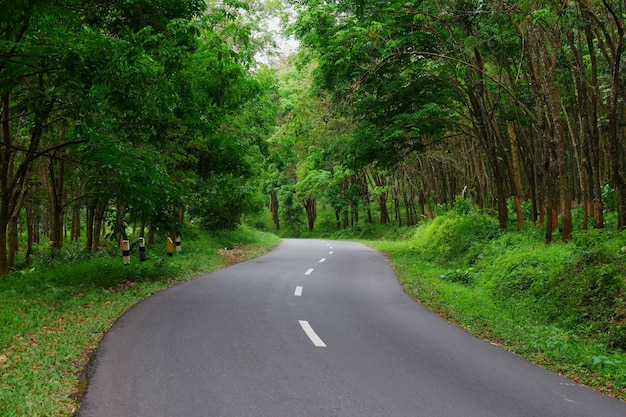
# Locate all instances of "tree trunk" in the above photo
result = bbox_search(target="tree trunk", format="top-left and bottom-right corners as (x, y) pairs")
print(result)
(8, 212), (19, 269)
(270, 191), (280, 230)
(583, 6), (604, 229)
(85, 201), (95, 251)
(25, 198), (37, 264)
(91, 199), (107, 253)
(378, 192), (390, 225)
(523, 20), (572, 242)
(0, 93), (43, 272)
(507, 122), (524, 230)
(71, 203), (81, 241)
(302, 197), (316, 231)
(48, 134), (66, 258)
(465, 48), (508, 229)
(601, 2), (626, 230)
(116, 205), (127, 244)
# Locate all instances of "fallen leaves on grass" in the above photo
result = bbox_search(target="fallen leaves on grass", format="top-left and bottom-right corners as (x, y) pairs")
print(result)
(217, 245), (253, 266)
(106, 280), (137, 292)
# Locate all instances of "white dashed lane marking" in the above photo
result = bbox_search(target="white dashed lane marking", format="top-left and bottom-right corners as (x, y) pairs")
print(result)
(299, 320), (327, 347)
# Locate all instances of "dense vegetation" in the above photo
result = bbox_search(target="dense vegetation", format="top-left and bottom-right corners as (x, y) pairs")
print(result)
(3, 0), (625, 265)
(0, 0), (282, 274)
(372, 209), (626, 400)
(0, 225), (280, 416)
(268, 0), (626, 243)
(2, 0), (626, 413)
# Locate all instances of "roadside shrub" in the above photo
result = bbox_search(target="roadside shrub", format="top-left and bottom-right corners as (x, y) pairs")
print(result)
(453, 196), (475, 216)
(479, 228), (626, 349)
(547, 230), (626, 348)
(479, 239), (569, 309)
(412, 211), (500, 265)
(441, 268), (476, 285)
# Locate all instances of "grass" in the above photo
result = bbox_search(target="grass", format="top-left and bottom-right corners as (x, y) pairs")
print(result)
(0, 225), (280, 417)
(4, 204), (626, 414)
(368, 212), (626, 401)
(251, 201), (626, 400)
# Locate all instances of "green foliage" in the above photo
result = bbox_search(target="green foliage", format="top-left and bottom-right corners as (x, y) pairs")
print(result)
(0, 0), (278, 274)
(476, 228), (626, 351)
(528, 325), (626, 389)
(480, 241), (569, 303)
(602, 184), (617, 212)
(291, 0), (460, 169)
(441, 268), (476, 285)
(0, 227), (280, 416)
(370, 202), (626, 398)
(189, 159), (266, 231)
(412, 210), (501, 265)
(278, 184), (304, 229)
(453, 195), (475, 216)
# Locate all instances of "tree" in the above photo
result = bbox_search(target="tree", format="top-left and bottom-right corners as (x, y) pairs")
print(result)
(289, 0), (626, 242)
(0, 0), (278, 271)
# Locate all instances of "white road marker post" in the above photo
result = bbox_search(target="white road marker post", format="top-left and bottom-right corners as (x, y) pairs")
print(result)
(175, 235), (182, 253)
(138, 237), (147, 262)
(121, 240), (130, 265)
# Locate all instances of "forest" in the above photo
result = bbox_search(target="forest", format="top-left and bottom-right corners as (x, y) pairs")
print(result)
(272, 0), (626, 240)
(2, 0), (626, 273)
(1, 0), (626, 413)
(0, 0), (280, 274)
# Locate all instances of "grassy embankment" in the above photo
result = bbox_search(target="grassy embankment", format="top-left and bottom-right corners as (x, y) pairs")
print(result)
(0, 225), (281, 417)
(252, 203), (626, 400)
(3, 205), (626, 416)
(363, 212), (626, 401)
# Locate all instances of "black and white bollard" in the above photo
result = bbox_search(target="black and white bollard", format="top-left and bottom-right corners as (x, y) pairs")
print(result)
(121, 240), (130, 265)
(175, 236), (182, 253)
(139, 237), (147, 262)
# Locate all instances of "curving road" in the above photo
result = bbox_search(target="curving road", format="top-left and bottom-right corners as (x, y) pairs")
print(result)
(79, 239), (626, 417)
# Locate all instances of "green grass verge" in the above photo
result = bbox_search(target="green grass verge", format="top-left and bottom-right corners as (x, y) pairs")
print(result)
(368, 212), (626, 402)
(0, 225), (280, 417)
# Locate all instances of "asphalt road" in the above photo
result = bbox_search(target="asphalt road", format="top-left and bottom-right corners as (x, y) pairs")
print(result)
(78, 239), (626, 417)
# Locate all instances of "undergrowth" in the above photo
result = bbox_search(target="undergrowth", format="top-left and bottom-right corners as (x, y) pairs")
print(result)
(0, 225), (280, 417)
(370, 209), (626, 401)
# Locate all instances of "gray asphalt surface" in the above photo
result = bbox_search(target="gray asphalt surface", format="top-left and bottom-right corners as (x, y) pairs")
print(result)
(78, 239), (626, 417)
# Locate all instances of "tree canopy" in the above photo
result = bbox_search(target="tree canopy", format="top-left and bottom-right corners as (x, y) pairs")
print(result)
(0, 0), (282, 272)
(2, 0), (626, 272)
(274, 0), (626, 239)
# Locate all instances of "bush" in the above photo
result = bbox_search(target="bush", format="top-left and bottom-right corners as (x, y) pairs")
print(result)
(411, 211), (501, 265)
(481, 242), (569, 305)
(453, 195), (474, 216)
(441, 268), (476, 285)
(371, 205), (626, 399)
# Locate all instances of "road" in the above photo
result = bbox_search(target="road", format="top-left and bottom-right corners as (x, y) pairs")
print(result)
(78, 239), (626, 417)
